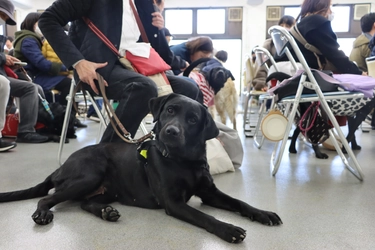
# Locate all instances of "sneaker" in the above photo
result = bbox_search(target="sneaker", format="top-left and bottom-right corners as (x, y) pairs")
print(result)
(74, 118), (88, 128)
(0, 138), (17, 152)
(365, 115), (372, 124)
(16, 132), (49, 143)
(87, 113), (100, 123)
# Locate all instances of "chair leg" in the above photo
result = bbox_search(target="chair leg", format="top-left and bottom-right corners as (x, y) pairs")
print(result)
(253, 99), (267, 149)
(319, 101), (364, 181)
(270, 102), (295, 176)
(57, 80), (75, 166)
(243, 92), (250, 130)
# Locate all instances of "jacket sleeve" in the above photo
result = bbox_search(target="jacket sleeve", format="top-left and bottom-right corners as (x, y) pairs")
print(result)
(21, 38), (64, 75)
(39, 0), (93, 68)
(306, 22), (361, 75)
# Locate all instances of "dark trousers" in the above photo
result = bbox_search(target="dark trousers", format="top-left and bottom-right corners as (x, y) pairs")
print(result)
(100, 65), (203, 143)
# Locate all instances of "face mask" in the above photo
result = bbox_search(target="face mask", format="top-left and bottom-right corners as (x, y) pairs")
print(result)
(34, 25), (43, 38)
(327, 12), (335, 21)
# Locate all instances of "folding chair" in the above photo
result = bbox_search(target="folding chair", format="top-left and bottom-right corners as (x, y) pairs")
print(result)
(268, 25), (365, 181)
(242, 53), (260, 136)
(250, 47), (281, 147)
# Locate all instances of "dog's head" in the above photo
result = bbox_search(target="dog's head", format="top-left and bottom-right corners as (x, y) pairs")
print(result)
(149, 93), (219, 160)
(204, 67), (232, 94)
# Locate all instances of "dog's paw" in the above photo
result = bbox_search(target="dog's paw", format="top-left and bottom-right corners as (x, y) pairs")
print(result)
(215, 224), (246, 243)
(32, 209), (54, 225)
(248, 210), (283, 226)
(315, 152), (329, 159)
(101, 206), (121, 222)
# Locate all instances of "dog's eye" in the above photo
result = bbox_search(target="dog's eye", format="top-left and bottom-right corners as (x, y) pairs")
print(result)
(188, 117), (197, 124)
(167, 107), (174, 114)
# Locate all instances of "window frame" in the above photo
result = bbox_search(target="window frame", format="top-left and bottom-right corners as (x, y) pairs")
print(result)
(164, 7), (242, 40)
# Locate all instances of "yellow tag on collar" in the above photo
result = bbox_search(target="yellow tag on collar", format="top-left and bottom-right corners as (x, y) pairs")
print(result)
(140, 149), (148, 159)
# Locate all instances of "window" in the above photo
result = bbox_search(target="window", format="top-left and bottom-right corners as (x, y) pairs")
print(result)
(331, 6), (350, 32)
(165, 9), (193, 35)
(197, 9), (225, 34)
(284, 7), (300, 20)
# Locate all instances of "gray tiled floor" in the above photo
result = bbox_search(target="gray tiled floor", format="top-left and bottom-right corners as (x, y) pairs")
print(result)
(1, 112), (375, 250)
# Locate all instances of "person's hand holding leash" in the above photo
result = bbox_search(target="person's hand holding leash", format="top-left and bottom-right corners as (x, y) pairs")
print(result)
(75, 59), (108, 94)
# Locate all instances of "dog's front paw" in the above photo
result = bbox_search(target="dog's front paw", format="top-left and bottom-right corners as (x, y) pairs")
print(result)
(249, 210), (282, 226)
(101, 206), (121, 222)
(215, 224), (246, 243)
(32, 209), (54, 225)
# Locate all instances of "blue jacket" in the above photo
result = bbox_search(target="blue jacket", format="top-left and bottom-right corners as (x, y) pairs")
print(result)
(170, 42), (191, 75)
(13, 30), (67, 91)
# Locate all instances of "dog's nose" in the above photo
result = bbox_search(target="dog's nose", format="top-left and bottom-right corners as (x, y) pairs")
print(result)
(165, 125), (180, 137)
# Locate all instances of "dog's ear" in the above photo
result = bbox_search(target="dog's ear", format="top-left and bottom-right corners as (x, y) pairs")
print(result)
(149, 93), (178, 122)
(202, 106), (219, 140)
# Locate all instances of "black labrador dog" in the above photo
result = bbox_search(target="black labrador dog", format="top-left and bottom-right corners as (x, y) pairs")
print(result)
(0, 93), (281, 243)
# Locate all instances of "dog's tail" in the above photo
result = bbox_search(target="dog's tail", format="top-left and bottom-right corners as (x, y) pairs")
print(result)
(0, 174), (54, 202)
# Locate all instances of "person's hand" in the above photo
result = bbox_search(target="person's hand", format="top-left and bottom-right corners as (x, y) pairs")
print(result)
(362, 71), (368, 76)
(74, 59), (108, 94)
(181, 61), (190, 71)
(151, 12), (164, 30)
(5, 55), (20, 66)
(261, 87), (268, 92)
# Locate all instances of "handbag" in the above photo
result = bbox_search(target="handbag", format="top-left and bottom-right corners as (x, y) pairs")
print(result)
(2, 99), (19, 138)
(83, 0), (172, 97)
(299, 102), (332, 145)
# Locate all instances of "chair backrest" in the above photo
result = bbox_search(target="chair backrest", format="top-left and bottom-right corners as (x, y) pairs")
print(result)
(253, 46), (279, 72)
(367, 56), (375, 78)
(268, 25), (320, 89)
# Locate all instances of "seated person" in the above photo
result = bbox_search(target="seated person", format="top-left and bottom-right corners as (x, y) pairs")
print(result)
(252, 15), (296, 91)
(170, 36), (214, 75)
(13, 12), (86, 128)
(288, 0), (364, 75)
(349, 12), (375, 72)
(39, 0), (203, 143)
(0, 2), (48, 143)
(0, 75), (16, 151)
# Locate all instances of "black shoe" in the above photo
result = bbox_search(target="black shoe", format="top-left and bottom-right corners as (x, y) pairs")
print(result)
(16, 132), (49, 143)
(74, 118), (88, 128)
(0, 138), (17, 152)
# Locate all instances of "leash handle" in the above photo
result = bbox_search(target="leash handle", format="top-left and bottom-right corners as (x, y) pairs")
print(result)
(97, 73), (154, 144)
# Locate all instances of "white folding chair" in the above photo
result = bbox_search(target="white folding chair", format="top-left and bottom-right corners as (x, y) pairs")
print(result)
(268, 25), (365, 181)
(242, 54), (263, 133)
(250, 47), (281, 147)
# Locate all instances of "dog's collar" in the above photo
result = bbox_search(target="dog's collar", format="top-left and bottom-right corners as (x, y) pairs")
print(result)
(137, 140), (170, 164)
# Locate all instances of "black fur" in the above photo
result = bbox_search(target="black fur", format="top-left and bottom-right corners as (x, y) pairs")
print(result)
(0, 93), (282, 243)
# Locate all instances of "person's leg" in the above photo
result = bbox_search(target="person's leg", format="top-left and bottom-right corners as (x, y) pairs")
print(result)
(167, 75), (203, 105)
(53, 77), (72, 106)
(100, 65), (158, 143)
(0, 75), (10, 136)
(9, 78), (49, 143)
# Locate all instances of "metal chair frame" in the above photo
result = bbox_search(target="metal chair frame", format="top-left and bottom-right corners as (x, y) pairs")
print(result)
(267, 25), (365, 181)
